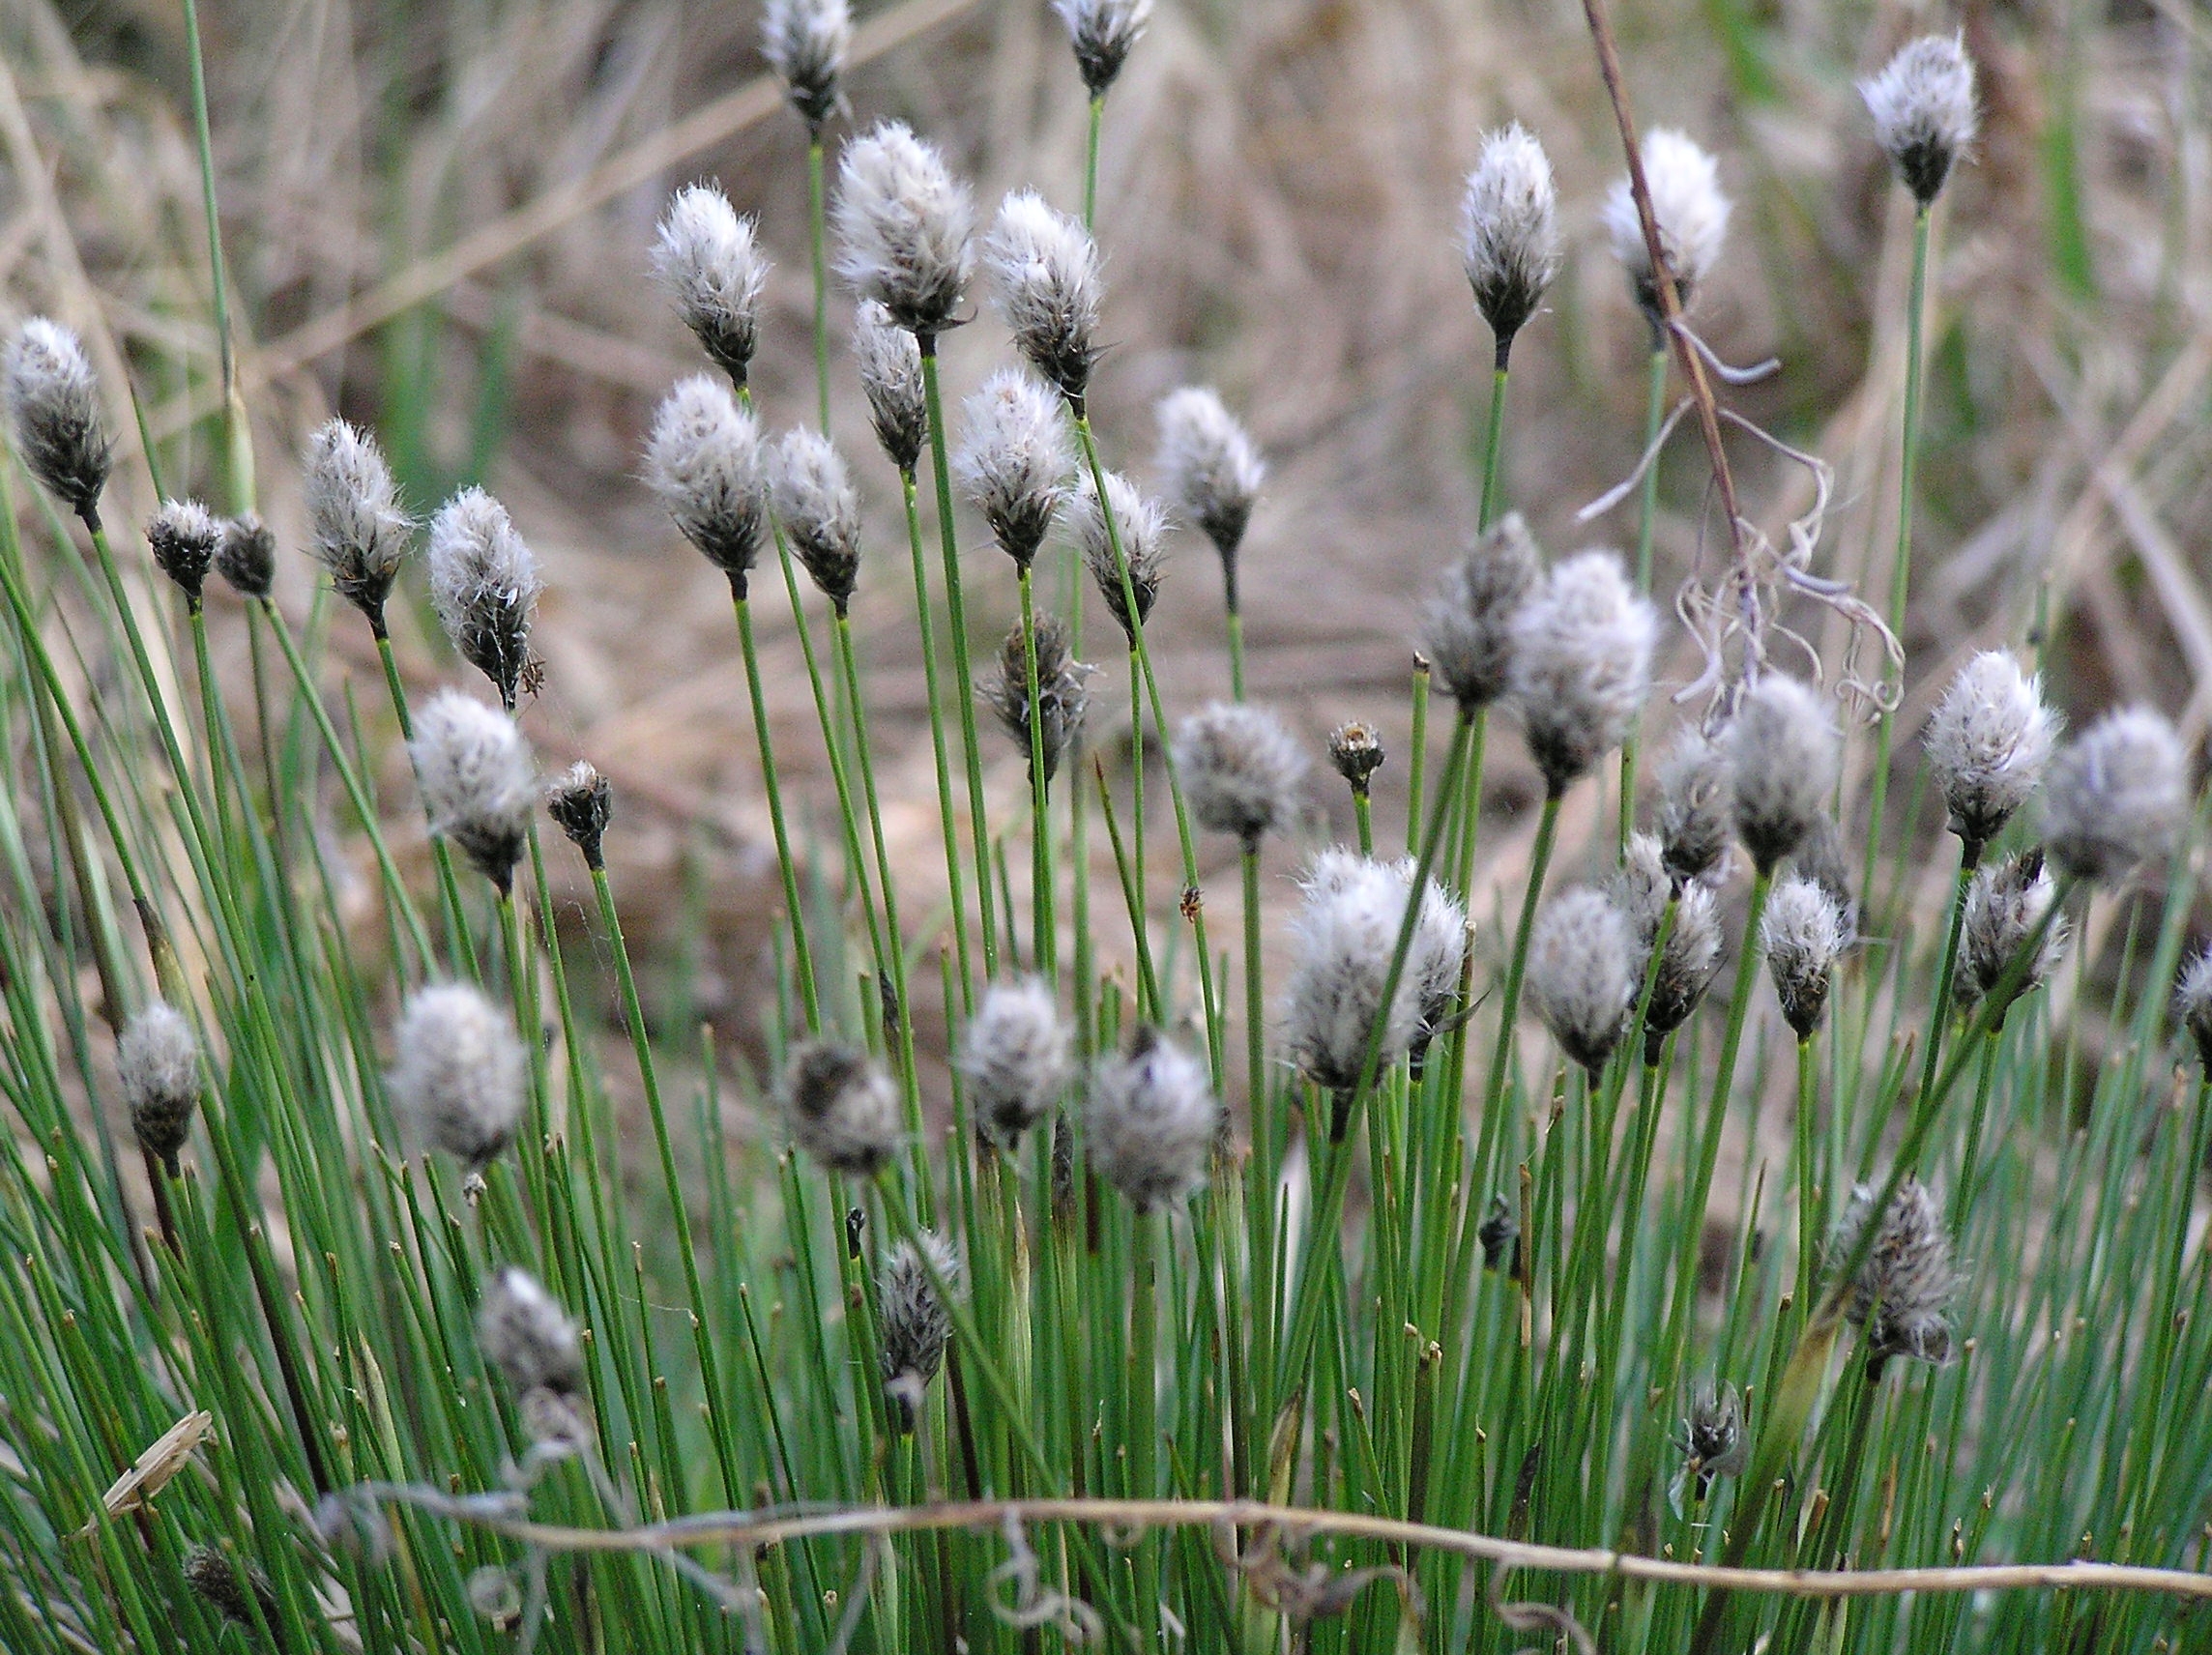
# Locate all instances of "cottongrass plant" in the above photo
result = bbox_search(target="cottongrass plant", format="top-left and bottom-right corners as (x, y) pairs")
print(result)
(5, 17), (2212, 1655)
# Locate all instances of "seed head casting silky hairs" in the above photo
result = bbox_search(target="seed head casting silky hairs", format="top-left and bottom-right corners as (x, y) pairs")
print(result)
(1053, 0), (1152, 96)
(1724, 675), (1840, 876)
(1282, 849), (1427, 1094)
(1601, 129), (1731, 320)
(1924, 650), (2055, 856)
(1761, 875), (1848, 1039)
(1073, 468), (1169, 646)
(2174, 945), (2212, 1072)
(980, 613), (1091, 788)
(119, 1002), (200, 1176)
(411, 690), (535, 893)
(1954, 849), (2066, 1021)
(833, 121), (975, 339)
(985, 189), (1102, 402)
(1526, 886), (1639, 1078)
(1087, 1025), (1217, 1212)
(770, 429), (862, 608)
(1507, 549), (1656, 796)
(1861, 33), (1978, 206)
(2041, 707), (2188, 886)
(477, 1266), (589, 1446)
(1831, 1176), (1964, 1372)
(305, 418), (413, 631)
(761, 0), (852, 132)
(779, 1040), (901, 1176)
(955, 369), (1074, 567)
(653, 184), (770, 388)
(1175, 702), (1307, 848)
(544, 761), (614, 870)
(1653, 728), (1733, 886)
(957, 977), (1074, 1147)
(1154, 388), (1265, 594)
(1425, 511), (1540, 714)
(215, 512), (276, 599)
(146, 500), (221, 606)
(5, 318), (111, 524)
(645, 375), (769, 593)
(877, 1230), (959, 1429)
(1614, 834), (1722, 1058)
(853, 301), (928, 473)
(427, 487), (541, 709)
(389, 982), (528, 1175)
(1459, 123), (1560, 359)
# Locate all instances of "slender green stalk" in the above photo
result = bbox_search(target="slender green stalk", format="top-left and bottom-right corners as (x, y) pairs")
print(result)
(732, 584), (821, 1030)
(1477, 786), (1565, 1124)
(372, 625), (478, 974)
(1915, 842), (1982, 1121)
(896, 470), (977, 1007)
(179, 0), (253, 513)
(1476, 362), (1510, 530)
(1017, 566), (1057, 973)
(1083, 94), (1103, 231)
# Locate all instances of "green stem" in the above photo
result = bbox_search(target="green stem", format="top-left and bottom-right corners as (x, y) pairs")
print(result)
(1477, 788), (1565, 1124)
(374, 626), (478, 977)
(179, 0), (252, 512)
(1018, 567), (1056, 973)
(732, 586), (821, 1030)
(1914, 841), (1982, 1122)
(898, 470), (977, 1009)
(834, 611), (924, 1089)
(1083, 94), (1103, 232)
(1476, 362), (1510, 530)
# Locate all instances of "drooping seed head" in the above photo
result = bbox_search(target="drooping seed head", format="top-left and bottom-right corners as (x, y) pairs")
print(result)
(1830, 1176), (1963, 1371)
(1861, 33), (1978, 206)
(1327, 721), (1385, 796)
(645, 374), (769, 588)
(411, 689), (535, 892)
(980, 613), (1092, 788)
(1053, 0), (1153, 95)
(1654, 728), (1733, 885)
(1073, 468), (1169, 646)
(2041, 707), (2188, 886)
(544, 760), (613, 869)
(955, 368), (1074, 566)
(1282, 848), (1427, 1091)
(305, 419), (413, 626)
(1424, 511), (1541, 713)
(215, 512), (276, 599)
(1925, 651), (2056, 853)
(477, 1265), (587, 1425)
(1459, 123), (1561, 353)
(1154, 387), (1265, 574)
(761, 0), (852, 131)
(1761, 874), (1848, 1038)
(1526, 886), (1639, 1078)
(2173, 944), (2212, 1071)
(1613, 834), (1723, 1053)
(770, 428), (862, 606)
(1086, 1025), (1217, 1213)
(779, 1040), (901, 1176)
(877, 1230), (959, 1427)
(985, 189), (1102, 401)
(1724, 675), (1841, 875)
(183, 1545), (278, 1631)
(1175, 701), (1307, 846)
(1955, 849), (2066, 1020)
(389, 982), (528, 1173)
(653, 184), (770, 387)
(427, 487), (541, 709)
(832, 121), (975, 338)
(1395, 855), (1472, 1062)
(1601, 129), (1732, 318)
(1508, 549), (1657, 796)
(958, 977), (1074, 1147)
(5, 318), (111, 522)
(853, 300), (928, 473)
(1790, 811), (1860, 945)
(145, 500), (221, 604)
(119, 1001), (200, 1176)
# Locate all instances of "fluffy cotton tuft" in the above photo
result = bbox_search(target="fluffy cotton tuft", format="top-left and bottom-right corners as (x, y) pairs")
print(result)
(1283, 850), (1465, 1091)
(877, 1231), (959, 1428)
(2041, 707), (2188, 886)
(1526, 887), (1639, 1077)
(980, 614), (1091, 788)
(653, 185), (769, 386)
(1459, 124), (1560, 352)
(1073, 469), (1169, 645)
(1654, 728), (1734, 885)
(1955, 850), (2066, 1020)
(476, 1264), (587, 1440)
(958, 978), (1074, 1146)
(1175, 702), (1307, 846)
(955, 369), (1074, 566)
(1052, 0), (1153, 94)
(1154, 387), (1266, 584)
(832, 122), (975, 337)
(146, 499), (222, 604)
(1601, 130), (1732, 317)
(779, 1040), (901, 1176)
(389, 982), (528, 1173)
(1724, 676), (1841, 875)
(216, 512), (276, 599)
(761, 0), (852, 131)
(1425, 512), (1540, 712)
(984, 189), (1102, 400)
(305, 419), (413, 626)
(1613, 834), (1723, 1058)
(1507, 550), (1656, 795)
(2174, 945), (2212, 1071)
(410, 689), (535, 892)
(544, 760), (614, 869)
(1830, 1176), (1963, 1371)
(1924, 651), (2055, 853)
(5, 318), (111, 522)
(1761, 875), (1848, 1038)
(119, 1001), (200, 1176)
(645, 375), (769, 589)
(1086, 1026), (1217, 1212)
(853, 301), (928, 473)
(1860, 33), (1977, 205)
(770, 429), (862, 606)
(428, 487), (541, 709)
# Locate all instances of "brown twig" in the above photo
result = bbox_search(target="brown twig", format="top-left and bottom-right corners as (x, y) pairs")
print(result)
(1579, 0), (1747, 561)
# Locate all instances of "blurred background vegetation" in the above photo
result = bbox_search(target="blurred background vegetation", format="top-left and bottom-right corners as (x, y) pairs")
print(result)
(4, 0), (2205, 1050)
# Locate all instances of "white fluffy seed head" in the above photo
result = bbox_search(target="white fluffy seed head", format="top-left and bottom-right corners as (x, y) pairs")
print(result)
(1425, 512), (1541, 712)
(853, 300), (928, 473)
(645, 375), (769, 588)
(1508, 550), (1657, 796)
(1602, 130), (1732, 317)
(2174, 944), (2212, 1071)
(1460, 123), (1560, 353)
(1924, 651), (2055, 853)
(1175, 701), (1307, 845)
(1087, 1026), (1217, 1212)
(877, 1230), (959, 1419)
(985, 189), (1102, 401)
(1654, 729), (1734, 885)
(216, 512), (276, 599)
(544, 760), (614, 868)
(2041, 707), (2188, 886)
(1613, 834), (1723, 1054)
(832, 122), (975, 338)
(780, 1040), (901, 1176)
(1053, 0), (1153, 94)
(1830, 1176), (1962, 1371)
(119, 1001), (200, 1174)
(1396, 857), (1471, 1060)
(410, 689), (535, 892)
(761, 0), (852, 130)
(1956, 850), (2066, 1020)
(477, 1265), (585, 1405)
(305, 419), (413, 624)
(1724, 676), (1841, 875)
(955, 369), (1074, 566)
(653, 185), (769, 386)
(980, 613), (1092, 789)
(771, 428), (862, 606)
(1154, 387), (1265, 574)
(1283, 849), (1449, 1090)
(428, 487), (541, 709)
(390, 982), (528, 1173)
(5, 318), (111, 521)
(1527, 887), (1639, 1077)
(146, 499), (222, 602)
(1761, 874), (1848, 1038)
(1073, 469), (1169, 645)
(958, 977), (1074, 1147)
(1861, 33), (1977, 205)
